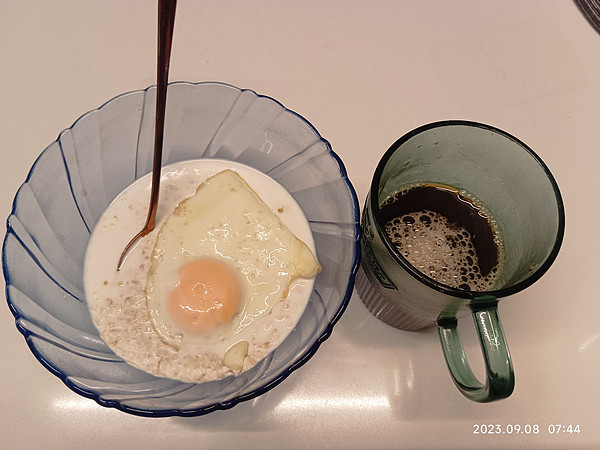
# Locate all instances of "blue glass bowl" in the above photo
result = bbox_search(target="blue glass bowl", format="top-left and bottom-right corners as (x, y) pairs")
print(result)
(2, 81), (360, 417)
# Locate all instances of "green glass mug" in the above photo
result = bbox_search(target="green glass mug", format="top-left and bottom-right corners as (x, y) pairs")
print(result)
(356, 121), (565, 402)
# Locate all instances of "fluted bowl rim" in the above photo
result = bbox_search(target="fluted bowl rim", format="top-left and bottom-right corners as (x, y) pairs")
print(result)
(2, 81), (361, 417)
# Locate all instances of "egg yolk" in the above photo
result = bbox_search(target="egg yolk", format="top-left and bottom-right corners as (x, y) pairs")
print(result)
(167, 259), (241, 334)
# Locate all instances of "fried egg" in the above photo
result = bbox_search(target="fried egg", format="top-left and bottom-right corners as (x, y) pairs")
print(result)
(146, 169), (321, 352)
(84, 159), (321, 381)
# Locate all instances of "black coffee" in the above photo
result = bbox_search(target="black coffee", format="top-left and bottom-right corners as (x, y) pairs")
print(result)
(379, 184), (502, 291)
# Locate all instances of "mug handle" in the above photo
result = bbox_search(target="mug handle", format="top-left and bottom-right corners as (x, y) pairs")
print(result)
(437, 297), (515, 402)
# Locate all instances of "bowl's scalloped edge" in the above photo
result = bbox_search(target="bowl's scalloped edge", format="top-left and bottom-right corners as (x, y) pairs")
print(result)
(2, 81), (362, 417)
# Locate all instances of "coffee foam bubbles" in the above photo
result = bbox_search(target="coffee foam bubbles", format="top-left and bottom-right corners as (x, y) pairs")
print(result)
(385, 210), (499, 291)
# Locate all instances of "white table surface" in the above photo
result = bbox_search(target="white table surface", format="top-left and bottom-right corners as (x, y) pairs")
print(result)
(2, 1), (599, 448)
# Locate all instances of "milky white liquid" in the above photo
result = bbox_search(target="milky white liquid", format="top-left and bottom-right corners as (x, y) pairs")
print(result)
(84, 159), (317, 383)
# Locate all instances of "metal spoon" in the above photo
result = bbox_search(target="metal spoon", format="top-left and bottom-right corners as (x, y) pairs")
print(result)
(117, 0), (177, 270)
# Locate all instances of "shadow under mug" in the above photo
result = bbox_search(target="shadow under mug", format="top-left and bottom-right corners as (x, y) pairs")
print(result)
(356, 120), (565, 402)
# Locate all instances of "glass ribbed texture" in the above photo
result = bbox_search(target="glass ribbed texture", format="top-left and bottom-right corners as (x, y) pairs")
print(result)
(3, 82), (360, 417)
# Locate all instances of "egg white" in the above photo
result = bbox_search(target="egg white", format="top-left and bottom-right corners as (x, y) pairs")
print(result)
(146, 169), (321, 351)
(84, 159), (319, 381)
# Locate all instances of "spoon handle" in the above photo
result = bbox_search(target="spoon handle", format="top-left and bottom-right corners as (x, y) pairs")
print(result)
(117, 0), (177, 270)
(147, 0), (178, 229)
